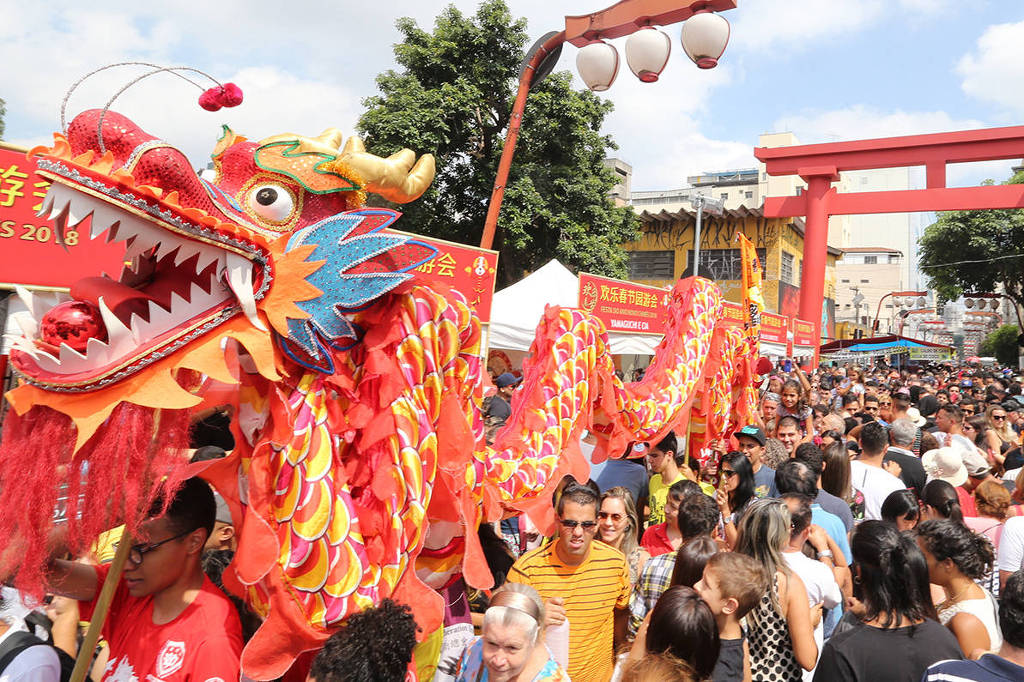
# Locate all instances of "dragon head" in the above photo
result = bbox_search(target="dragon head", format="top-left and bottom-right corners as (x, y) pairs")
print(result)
(6, 110), (436, 444)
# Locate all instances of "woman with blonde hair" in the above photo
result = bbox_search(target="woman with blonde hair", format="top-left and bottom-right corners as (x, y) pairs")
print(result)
(456, 582), (569, 682)
(598, 487), (649, 583)
(735, 498), (817, 680)
(984, 405), (1015, 464)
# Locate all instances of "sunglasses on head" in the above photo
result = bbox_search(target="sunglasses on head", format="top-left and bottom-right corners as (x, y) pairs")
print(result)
(559, 519), (598, 530)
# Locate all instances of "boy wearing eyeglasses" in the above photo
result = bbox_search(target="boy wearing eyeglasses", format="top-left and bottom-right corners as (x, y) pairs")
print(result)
(42, 477), (242, 682)
(508, 484), (630, 682)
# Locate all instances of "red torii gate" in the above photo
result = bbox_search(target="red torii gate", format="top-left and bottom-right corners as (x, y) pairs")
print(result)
(755, 125), (1024, 363)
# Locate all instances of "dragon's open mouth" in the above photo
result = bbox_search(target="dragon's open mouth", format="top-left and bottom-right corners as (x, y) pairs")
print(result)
(8, 164), (268, 391)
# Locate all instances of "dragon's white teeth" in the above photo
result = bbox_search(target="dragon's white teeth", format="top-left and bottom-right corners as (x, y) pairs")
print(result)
(15, 286), (65, 321)
(47, 196), (70, 222)
(97, 297), (136, 352)
(226, 253), (265, 331)
(14, 285), (35, 313)
(35, 194), (54, 219)
(57, 342), (87, 364)
(145, 300), (175, 335)
(5, 336), (41, 358)
(10, 312), (38, 339)
(89, 205), (122, 240)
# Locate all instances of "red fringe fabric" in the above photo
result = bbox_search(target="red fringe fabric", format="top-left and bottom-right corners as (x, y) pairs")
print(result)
(0, 402), (193, 596)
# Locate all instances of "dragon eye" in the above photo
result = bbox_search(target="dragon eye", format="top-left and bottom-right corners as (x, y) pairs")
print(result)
(247, 183), (295, 223)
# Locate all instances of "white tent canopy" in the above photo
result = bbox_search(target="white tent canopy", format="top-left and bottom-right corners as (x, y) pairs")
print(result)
(487, 260), (661, 355)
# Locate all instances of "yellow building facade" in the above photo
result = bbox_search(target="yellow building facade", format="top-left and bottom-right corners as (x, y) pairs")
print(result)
(624, 206), (841, 339)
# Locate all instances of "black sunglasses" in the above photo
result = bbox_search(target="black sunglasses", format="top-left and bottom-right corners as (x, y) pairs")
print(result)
(559, 519), (598, 530)
(121, 527), (197, 566)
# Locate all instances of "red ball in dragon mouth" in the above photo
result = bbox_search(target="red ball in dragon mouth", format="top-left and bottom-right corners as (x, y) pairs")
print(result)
(39, 301), (108, 353)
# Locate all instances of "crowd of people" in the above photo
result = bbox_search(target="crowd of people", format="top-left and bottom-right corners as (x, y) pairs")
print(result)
(7, 361), (1024, 682)
(470, 361), (1024, 682)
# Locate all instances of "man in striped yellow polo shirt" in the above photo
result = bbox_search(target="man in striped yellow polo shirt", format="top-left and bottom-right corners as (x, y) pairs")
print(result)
(507, 484), (631, 681)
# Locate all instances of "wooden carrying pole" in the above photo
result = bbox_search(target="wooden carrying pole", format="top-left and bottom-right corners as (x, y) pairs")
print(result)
(69, 531), (132, 682)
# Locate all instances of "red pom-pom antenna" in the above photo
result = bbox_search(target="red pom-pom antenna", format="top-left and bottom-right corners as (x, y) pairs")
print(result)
(219, 82), (244, 107)
(198, 88), (222, 111)
(199, 83), (244, 112)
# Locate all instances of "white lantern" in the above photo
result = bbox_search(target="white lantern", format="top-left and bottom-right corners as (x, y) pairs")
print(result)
(917, 296), (926, 307)
(625, 26), (672, 83)
(576, 40), (619, 91)
(680, 11), (731, 69)
(892, 297), (903, 307)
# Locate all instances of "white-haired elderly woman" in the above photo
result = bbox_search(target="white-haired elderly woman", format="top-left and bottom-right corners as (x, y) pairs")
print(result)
(456, 582), (569, 682)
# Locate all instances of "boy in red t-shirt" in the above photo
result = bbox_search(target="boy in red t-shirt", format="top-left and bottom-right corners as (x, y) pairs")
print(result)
(48, 477), (242, 681)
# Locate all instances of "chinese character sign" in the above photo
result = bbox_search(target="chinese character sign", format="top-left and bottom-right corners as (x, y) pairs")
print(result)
(0, 146), (126, 290)
(760, 312), (789, 345)
(791, 318), (816, 349)
(720, 301), (745, 327)
(390, 229), (499, 323)
(578, 272), (668, 335)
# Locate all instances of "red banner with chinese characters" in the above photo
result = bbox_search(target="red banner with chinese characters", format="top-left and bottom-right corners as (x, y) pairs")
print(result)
(392, 230), (499, 323)
(720, 301), (745, 327)
(0, 145), (126, 290)
(577, 272), (669, 335)
(792, 318), (816, 348)
(760, 312), (789, 344)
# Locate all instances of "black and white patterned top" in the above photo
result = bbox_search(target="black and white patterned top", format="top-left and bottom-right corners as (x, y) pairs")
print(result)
(746, 575), (803, 682)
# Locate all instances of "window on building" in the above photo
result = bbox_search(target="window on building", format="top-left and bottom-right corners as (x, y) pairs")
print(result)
(685, 248), (767, 280)
(799, 261), (803, 284)
(864, 255), (878, 264)
(628, 250), (675, 279)
(781, 251), (794, 284)
(840, 278), (849, 283)
(720, 192), (729, 200)
(860, 279), (869, 283)
(761, 172), (767, 181)
(744, 191), (753, 199)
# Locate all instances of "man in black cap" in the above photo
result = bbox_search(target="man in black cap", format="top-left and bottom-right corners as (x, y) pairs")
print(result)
(485, 373), (521, 439)
(735, 425), (778, 498)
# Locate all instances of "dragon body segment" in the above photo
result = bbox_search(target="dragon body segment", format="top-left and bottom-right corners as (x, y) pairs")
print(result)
(0, 110), (756, 679)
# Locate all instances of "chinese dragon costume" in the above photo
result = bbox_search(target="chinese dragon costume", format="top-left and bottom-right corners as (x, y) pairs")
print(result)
(0, 95), (758, 679)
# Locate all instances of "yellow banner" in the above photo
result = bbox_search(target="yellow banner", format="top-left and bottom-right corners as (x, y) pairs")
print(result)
(737, 232), (764, 344)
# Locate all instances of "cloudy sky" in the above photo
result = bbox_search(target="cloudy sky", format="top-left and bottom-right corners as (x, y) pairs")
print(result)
(3, 1), (1024, 191)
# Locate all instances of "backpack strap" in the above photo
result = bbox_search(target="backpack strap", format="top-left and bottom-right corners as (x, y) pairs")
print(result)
(0, 630), (45, 674)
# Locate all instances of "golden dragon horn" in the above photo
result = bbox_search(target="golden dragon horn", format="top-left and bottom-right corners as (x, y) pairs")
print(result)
(333, 135), (435, 204)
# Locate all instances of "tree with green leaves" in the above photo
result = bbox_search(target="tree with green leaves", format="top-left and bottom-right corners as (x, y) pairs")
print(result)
(980, 324), (1020, 367)
(357, 0), (638, 286)
(919, 172), (1024, 308)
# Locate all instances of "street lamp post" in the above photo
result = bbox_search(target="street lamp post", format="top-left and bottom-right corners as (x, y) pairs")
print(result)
(690, 194), (724, 277)
(871, 290), (928, 333)
(479, 0), (738, 250)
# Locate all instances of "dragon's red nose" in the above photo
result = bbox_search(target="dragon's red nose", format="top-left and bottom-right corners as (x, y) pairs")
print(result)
(66, 110), (216, 215)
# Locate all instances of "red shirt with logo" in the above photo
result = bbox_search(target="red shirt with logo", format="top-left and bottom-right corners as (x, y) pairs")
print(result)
(81, 564), (243, 682)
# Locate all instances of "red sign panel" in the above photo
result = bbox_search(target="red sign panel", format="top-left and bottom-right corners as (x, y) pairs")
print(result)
(760, 312), (789, 344)
(792, 318), (816, 347)
(720, 301), (745, 327)
(577, 272), (669, 335)
(395, 230), (499, 323)
(0, 145), (126, 290)
(577, 270), (671, 333)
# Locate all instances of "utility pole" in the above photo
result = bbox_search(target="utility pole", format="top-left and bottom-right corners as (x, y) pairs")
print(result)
(690, 194), (724, 278)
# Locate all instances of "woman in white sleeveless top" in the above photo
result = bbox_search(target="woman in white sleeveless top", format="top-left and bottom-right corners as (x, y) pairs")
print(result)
(916, 519), (1002, 655)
